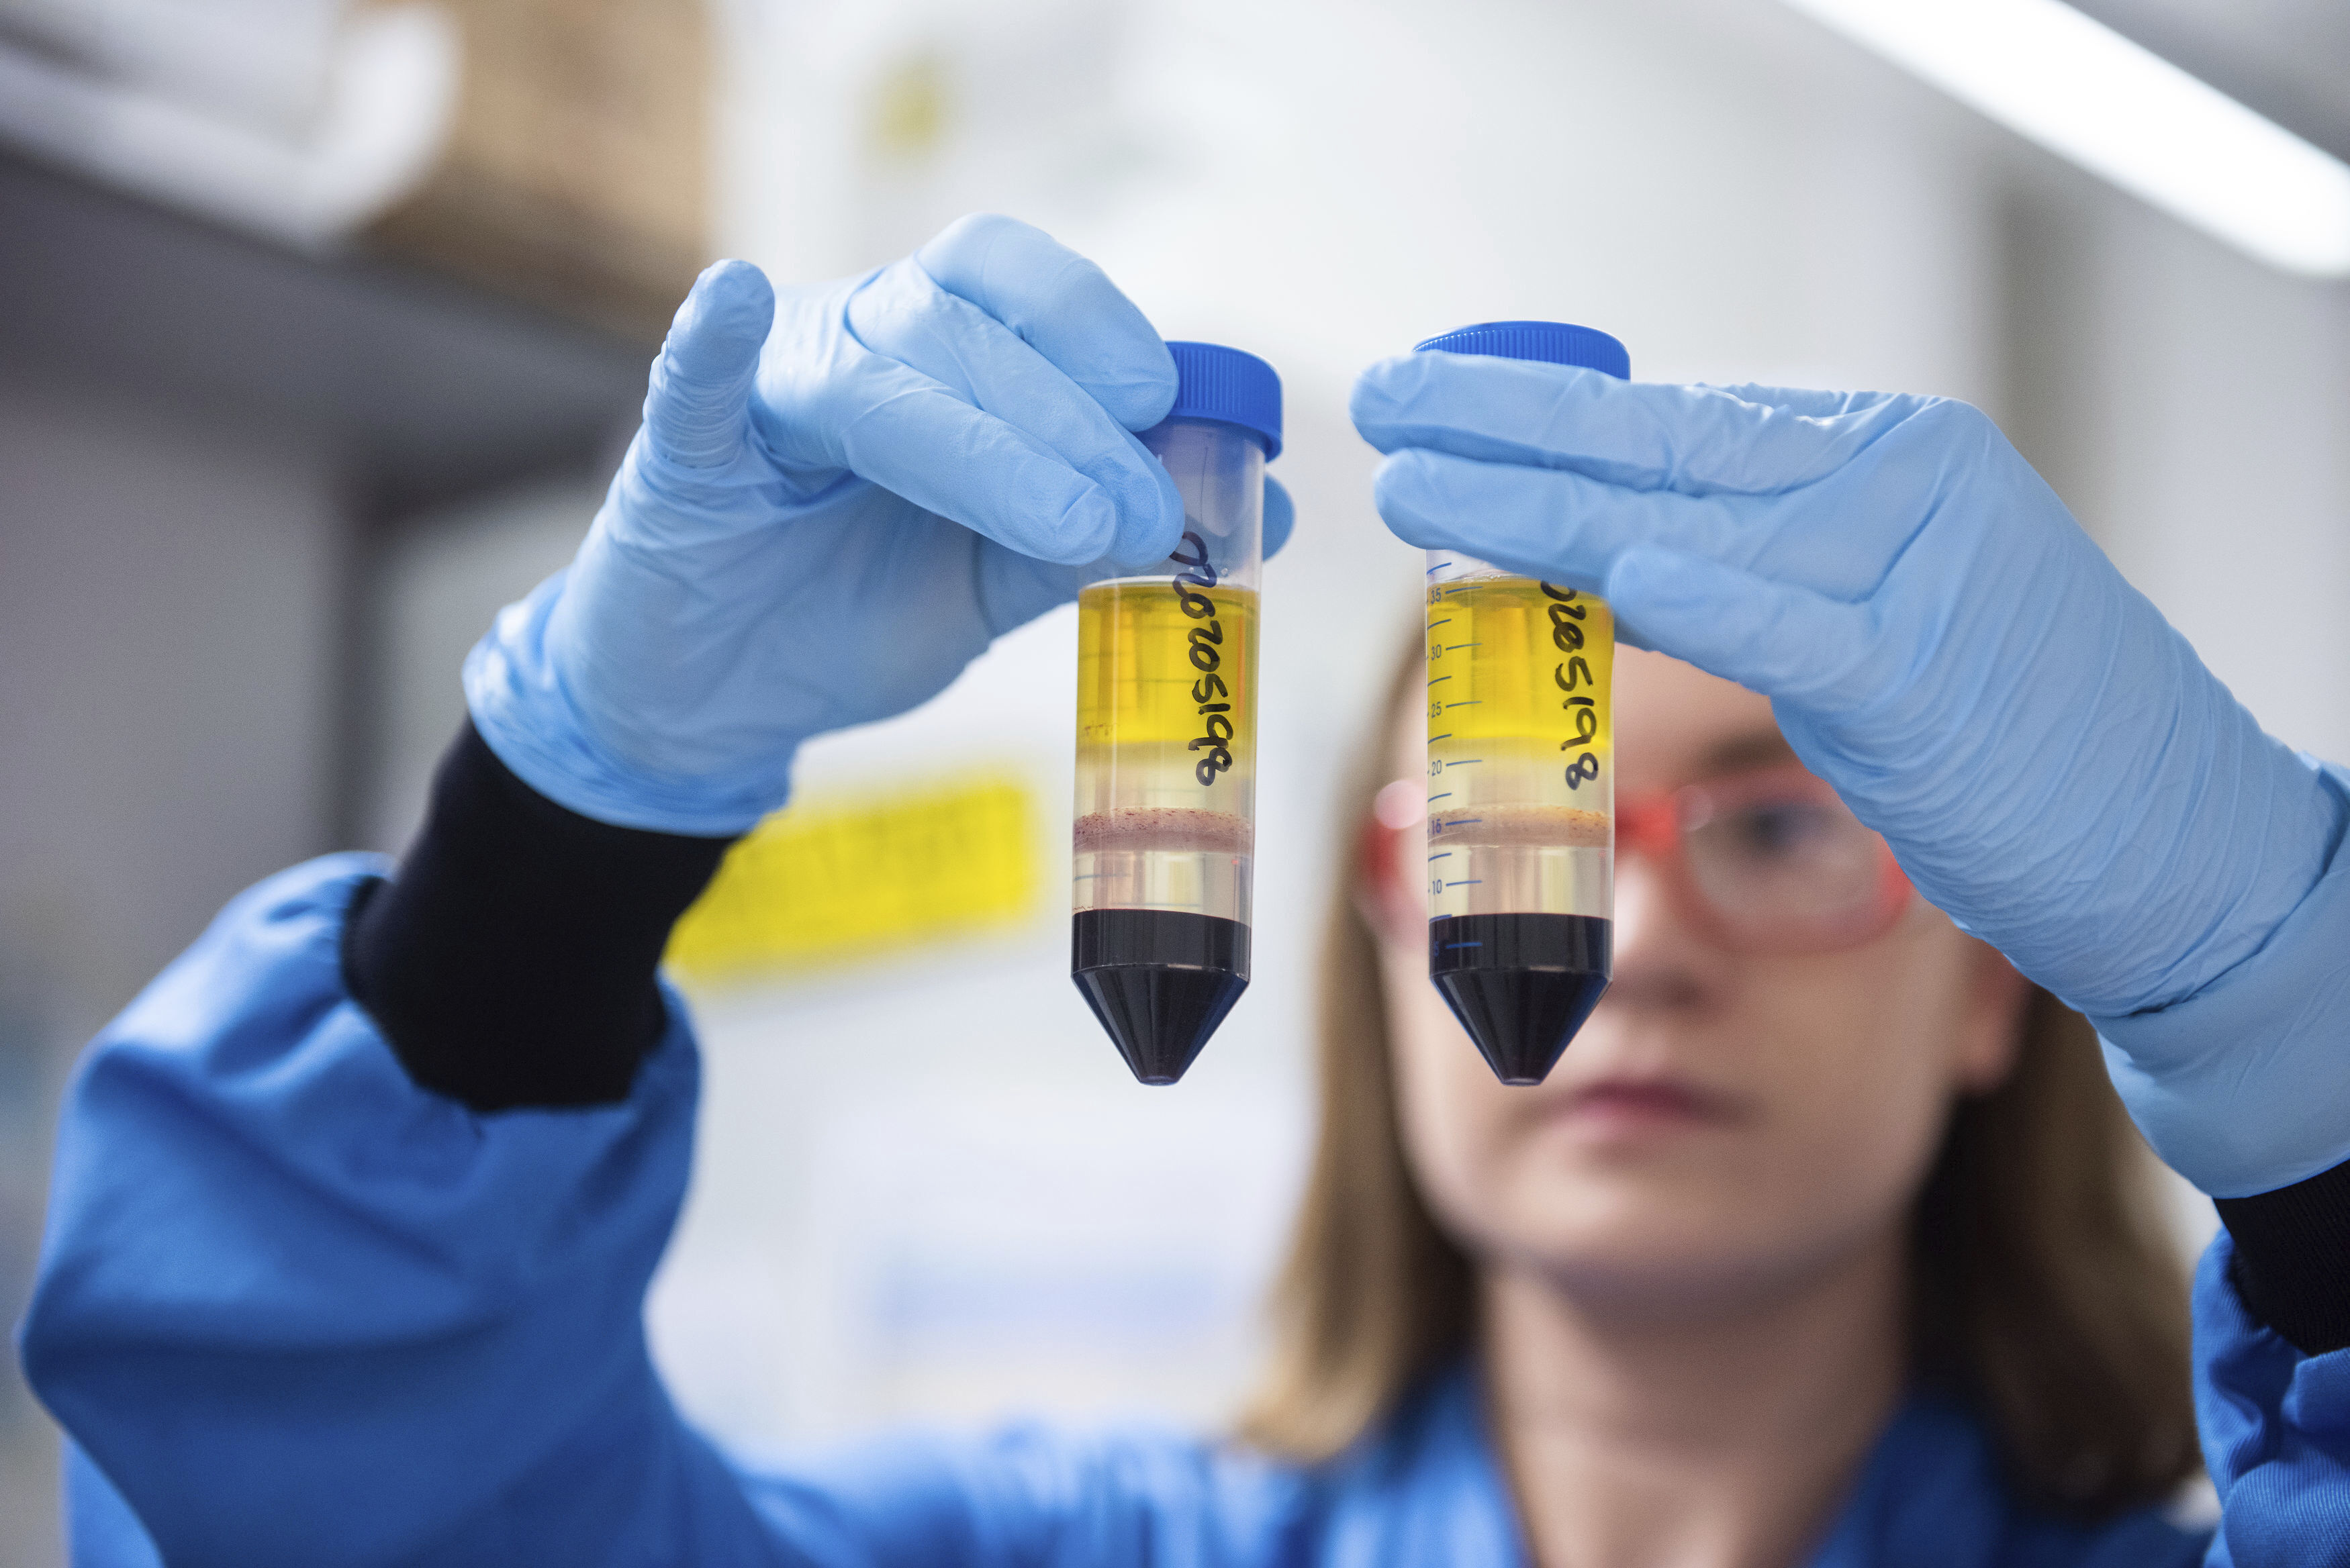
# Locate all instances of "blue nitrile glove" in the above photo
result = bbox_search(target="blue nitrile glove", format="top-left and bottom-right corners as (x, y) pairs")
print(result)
(466, 213), (1293, 837)
(1356, 356), (2350, 1196)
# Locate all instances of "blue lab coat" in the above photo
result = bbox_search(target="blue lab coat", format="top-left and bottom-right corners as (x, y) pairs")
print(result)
(19, 857), (2350, 1565)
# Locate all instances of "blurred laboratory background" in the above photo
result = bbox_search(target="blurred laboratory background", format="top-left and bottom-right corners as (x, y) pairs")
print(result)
(3, 0), (2348, 1560)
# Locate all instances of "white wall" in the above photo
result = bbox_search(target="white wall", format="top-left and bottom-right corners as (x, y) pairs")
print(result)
(361, 472), (612, 852)
(2069, 189), (2350, 766)
(0, 379), (346, 1030)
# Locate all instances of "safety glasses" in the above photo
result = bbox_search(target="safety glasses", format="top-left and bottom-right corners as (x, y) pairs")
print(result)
(1363, 762), (1912, 956)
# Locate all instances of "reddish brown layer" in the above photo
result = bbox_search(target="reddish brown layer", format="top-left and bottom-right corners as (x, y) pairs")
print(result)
(1075, 807), (1254, 856)
(1426, 804), (1611, 849)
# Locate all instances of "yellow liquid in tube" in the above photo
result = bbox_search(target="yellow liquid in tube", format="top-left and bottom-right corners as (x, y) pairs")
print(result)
(1074, 581), (1259, 920)
(1425, 575), (1615, 920)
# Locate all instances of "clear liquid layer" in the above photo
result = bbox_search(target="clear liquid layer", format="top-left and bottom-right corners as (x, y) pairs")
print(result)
(1425, 569), (1615, 920)
(1075, 580), (1260, 921)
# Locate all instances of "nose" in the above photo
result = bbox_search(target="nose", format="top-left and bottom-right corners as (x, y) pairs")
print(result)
(1614, 846), (1667, 944)
(1601, 845), (1715, 1011)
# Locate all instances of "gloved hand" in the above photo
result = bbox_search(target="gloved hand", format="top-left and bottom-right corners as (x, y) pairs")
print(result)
(467, 214), (1292, 838)
(1356, 356), (2349, 1195)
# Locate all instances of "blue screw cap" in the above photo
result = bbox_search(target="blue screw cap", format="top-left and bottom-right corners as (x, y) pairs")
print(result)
(1153, 341), (1282, 459)
(1413, 320), (1630, 380)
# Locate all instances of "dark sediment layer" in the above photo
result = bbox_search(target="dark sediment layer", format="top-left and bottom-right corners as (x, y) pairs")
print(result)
(1430, 913), (1611, 1086)
(1072, 909), (1250, 1086)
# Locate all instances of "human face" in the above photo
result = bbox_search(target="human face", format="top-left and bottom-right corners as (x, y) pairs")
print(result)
(1372, 649), (2024, 1318)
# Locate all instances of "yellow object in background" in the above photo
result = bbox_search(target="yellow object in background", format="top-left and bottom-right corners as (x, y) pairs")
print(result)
(667, 773), (1043, 984)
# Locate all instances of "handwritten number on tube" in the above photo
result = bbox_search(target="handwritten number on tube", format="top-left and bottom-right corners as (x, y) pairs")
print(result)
(1173, 532), (1239, 786)
(1545, 585), (1601, 791)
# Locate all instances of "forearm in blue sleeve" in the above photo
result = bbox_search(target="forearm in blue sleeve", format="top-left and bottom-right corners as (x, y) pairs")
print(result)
(2192, 1236), (2350, 1561)
(345, 720), (735, 1110)
(17, 846), (790, 1565)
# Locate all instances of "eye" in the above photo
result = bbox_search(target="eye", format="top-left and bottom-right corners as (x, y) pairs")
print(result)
(1729, 801), (1836, 858)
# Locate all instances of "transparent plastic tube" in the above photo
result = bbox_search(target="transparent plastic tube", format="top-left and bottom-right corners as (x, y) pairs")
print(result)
(1424, 552), (1615, 1084)
(1072, 417), (1264, 1085)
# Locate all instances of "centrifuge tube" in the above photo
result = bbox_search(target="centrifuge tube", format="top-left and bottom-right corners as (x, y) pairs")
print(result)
(1417, 322), (1630, 1085)
(1072, 342), (1282, 1085)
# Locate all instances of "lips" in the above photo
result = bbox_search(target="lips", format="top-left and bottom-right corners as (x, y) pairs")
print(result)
(1552, 1078), (1740, 1131)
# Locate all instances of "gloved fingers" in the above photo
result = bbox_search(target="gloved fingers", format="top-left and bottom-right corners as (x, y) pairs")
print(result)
(1352, 352), (1921, 497)
(1601, 546), (1877, 707)
(1263, 475), (1295, 560)
(915, 213), (1178, 432)
(826, 355), (1135, 567)
(1372, 446), (1749, 583)
(972, 475), (1288, 639)
(642, 260), (775, 469)
(847, 257), (1183, 564)
(973, 537), (1088, 638)
(1701, 382), (1905, 419)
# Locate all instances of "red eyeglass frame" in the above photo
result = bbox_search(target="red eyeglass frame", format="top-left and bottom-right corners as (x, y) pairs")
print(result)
(1360, 763), (1914, 957)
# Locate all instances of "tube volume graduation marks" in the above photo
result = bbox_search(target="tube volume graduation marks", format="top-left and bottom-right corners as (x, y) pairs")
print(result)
(1417, 322), (1630, 1085)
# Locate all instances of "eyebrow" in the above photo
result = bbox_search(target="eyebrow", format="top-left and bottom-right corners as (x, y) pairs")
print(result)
(1696, 730), (1799, 777)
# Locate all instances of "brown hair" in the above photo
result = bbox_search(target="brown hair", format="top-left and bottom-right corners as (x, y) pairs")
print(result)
(1237, 636), (2198, 1519)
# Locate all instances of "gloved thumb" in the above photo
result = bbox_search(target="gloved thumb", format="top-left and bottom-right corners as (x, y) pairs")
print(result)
(643, 259), (775, 468)
(1263, 476), (1295, 560)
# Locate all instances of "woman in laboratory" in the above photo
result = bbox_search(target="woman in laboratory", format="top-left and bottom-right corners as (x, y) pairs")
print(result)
(23, 216), (2350, 1566)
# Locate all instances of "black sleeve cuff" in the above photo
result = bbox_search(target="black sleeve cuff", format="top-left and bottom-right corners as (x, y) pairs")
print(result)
(2218, 1158), (2350, 1355)
(342, 722), (736, 1112)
